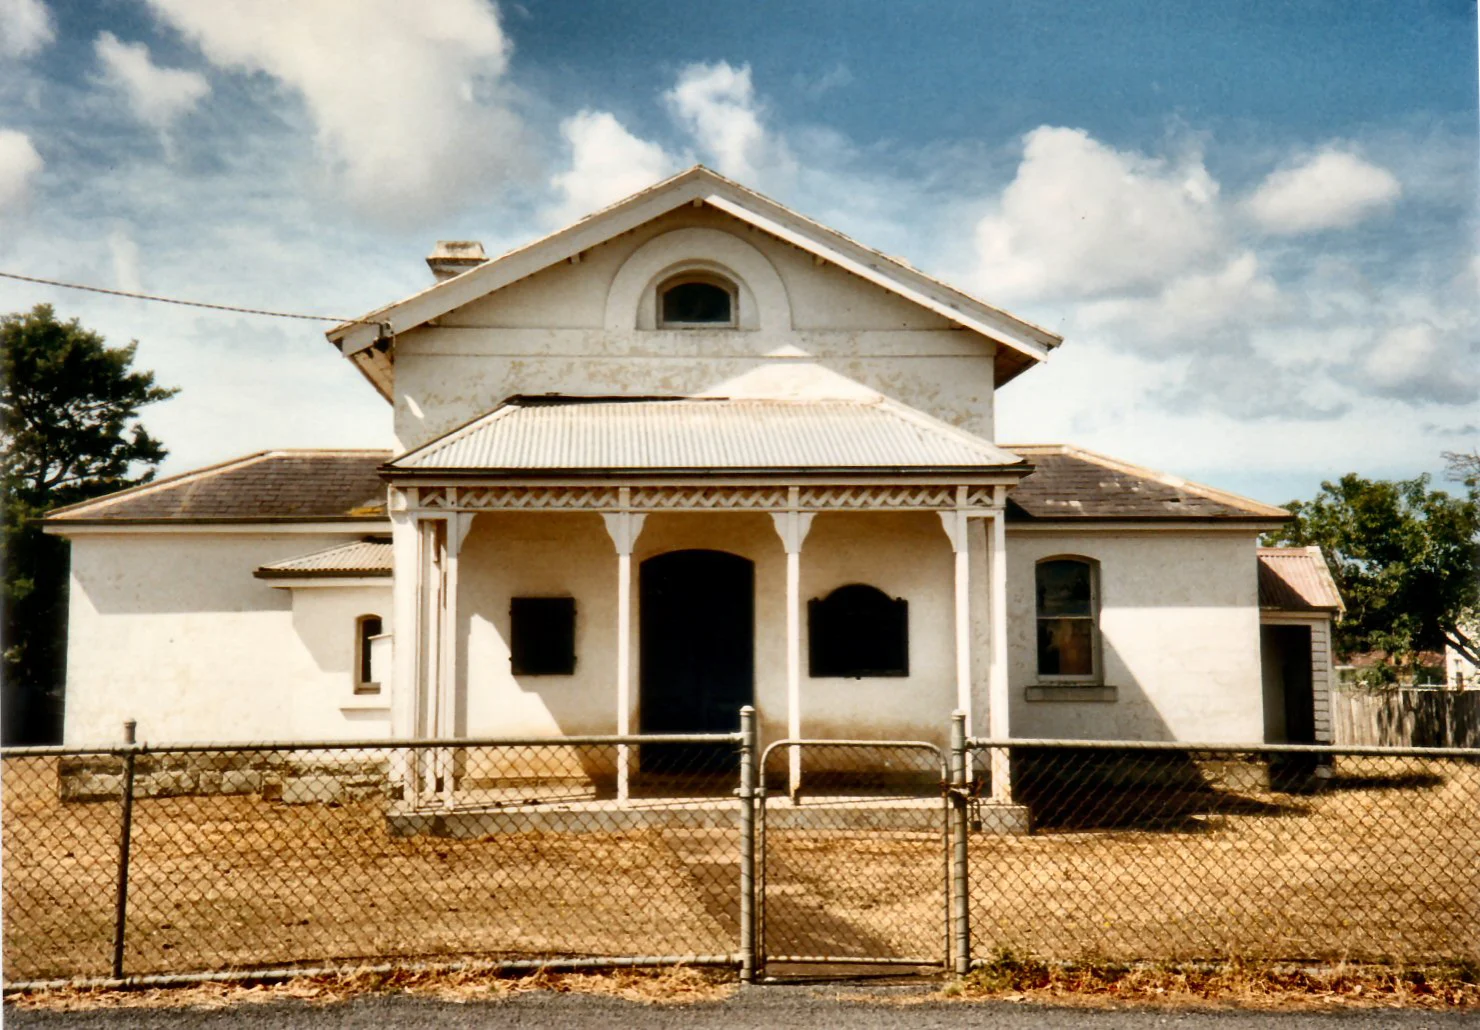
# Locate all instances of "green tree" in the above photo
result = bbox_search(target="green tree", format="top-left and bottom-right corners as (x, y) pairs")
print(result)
(1265, 473), (1480, 683)
(1, 305), (177, 743)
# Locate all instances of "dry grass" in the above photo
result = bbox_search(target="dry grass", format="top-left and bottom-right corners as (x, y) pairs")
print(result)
(4, 753), (1477, 984)
(969, 757), (1480, 964)
(4, 965), (735, 1012)
(939, 950), (1480, 1010)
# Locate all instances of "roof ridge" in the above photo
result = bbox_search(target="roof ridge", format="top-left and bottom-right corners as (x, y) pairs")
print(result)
(46, 451), (279, 519)
(1004, 443), (1288, 519)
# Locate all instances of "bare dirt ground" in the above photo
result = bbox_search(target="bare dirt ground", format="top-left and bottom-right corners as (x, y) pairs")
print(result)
(3, 754), (1477, 983)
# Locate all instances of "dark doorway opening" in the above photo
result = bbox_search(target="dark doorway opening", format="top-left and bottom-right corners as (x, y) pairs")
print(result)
(1261, 623), (1319, 790)
(639, 549), (754, 775)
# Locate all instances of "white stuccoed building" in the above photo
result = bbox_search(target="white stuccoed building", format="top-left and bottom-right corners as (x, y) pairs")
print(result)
(47, 167), (1332, 795)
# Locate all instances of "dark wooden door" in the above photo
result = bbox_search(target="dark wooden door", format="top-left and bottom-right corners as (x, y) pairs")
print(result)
(639, 549), (754, 773)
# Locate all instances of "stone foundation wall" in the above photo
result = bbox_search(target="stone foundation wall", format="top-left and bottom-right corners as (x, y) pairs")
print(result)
(57, 752), (395, 804)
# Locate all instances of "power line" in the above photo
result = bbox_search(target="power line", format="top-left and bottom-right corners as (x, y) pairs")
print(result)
(0, 270), (379, 327)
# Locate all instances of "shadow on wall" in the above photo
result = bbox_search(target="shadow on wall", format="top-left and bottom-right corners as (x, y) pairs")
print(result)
(1014, 631), (1183, 744)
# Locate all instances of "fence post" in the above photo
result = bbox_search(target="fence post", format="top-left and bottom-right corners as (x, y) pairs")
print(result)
(737, 705), (758, 984)
(949, 710), (971, 976)
(111, 718), (138, 981)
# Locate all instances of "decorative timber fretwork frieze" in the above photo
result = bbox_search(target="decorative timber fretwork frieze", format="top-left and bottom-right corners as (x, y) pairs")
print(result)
(408, 484), (1004, 513)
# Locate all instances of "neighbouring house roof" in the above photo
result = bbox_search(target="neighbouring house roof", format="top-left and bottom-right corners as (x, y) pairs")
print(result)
(255, 537), (393, 580)
(1001, 445), (1290, 523)
(384, 396), (1029, 477)
(1257, 546), (1345, 614)
(326, 165), (1064, 398)
(44, 450), (393, 526)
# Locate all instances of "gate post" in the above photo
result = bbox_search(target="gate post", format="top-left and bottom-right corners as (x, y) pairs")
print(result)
(112, 718), (138, 981)
(737, 705), (758, 983)
(949, 710), (971, 975)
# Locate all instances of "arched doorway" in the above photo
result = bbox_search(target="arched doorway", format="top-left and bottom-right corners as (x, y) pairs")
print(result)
(639, 549), (754, 772)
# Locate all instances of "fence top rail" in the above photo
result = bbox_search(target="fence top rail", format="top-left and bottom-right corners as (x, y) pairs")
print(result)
(758, 738), (948, 783)
(0, 731), (744, 759)
(966, 737), (1480, 760)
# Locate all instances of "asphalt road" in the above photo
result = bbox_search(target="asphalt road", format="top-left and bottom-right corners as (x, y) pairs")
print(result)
(8, 987), (1480, 1030)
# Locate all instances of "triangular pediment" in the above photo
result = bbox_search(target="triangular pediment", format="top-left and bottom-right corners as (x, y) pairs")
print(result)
(327, 166), (1061, 398)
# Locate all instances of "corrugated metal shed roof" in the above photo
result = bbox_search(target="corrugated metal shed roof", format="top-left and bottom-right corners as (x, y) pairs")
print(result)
(388, 397), (1027, 474)
(46, 451), (392, 524)
(1002, 445), (1289, 521)
(255, 538), (392, 579)
(1257, 546), (1345, 613)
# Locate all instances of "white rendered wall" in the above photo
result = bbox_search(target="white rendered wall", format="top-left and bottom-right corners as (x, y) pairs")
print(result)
(62, 533), (392, 745)
(392, 207), (998, 452)
(1005, 529), (1265, 743)
(451, 509), (959, 747)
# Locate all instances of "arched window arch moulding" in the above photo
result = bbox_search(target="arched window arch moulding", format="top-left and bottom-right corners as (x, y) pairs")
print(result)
(603, 227), (794, 331)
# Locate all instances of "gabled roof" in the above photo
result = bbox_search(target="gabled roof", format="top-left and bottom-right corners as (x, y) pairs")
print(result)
(255, 537), (393, 579)
(44, 451), (393, 525)
(385, 395), (1028, 477)
(1257, 546), (1345, 613)
(1002, 444), (1290, 522)
(327, 166), (1063, 397)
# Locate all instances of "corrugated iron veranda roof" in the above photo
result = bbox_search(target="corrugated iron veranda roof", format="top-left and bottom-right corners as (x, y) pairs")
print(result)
(386, 396), (1028, 476)
(255, 538), (393, 580)
(1257, 546), (1345, 613)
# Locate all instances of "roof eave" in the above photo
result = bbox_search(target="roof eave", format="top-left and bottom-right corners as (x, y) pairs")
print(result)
(379, 464), (1036, 480)
(327, 166), (1061, 371)
(254, 568), (393, 580)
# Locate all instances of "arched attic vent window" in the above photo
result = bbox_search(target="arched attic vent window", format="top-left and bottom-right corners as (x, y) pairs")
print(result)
(808, 584), (909, 678)
(657, 272), (737, 328)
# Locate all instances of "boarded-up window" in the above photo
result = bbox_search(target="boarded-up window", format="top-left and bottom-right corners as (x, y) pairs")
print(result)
(510, 597), (576, 676)
(808, 584), (909, 678)
(1036, 559), (1097, 679)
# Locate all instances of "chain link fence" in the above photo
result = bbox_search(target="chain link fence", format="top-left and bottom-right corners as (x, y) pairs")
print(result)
(3, 732), (746, 985)
(758, 741), (948, 971)
(3, 716), (1478, 988)
(964, 740), (1480, 967)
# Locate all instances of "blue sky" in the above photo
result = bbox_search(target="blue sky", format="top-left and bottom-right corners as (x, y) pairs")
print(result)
(0, 0), (1475, 504)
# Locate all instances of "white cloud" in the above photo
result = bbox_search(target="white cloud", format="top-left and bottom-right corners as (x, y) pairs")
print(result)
(0, 0), (52, 58)
(973, 127), (1224, 302)
(546, 110), (675, 225)
(1247, 149), (1401, 234)
(0, 128), (42, 211)
(1359, 322), (1477, 406)
(95, 32), (210, 131)
(107, 226), (143, 293)
(665, 61), (793, 185)
(1077, 252), (1285, 350)
(145, 0), (521, 220)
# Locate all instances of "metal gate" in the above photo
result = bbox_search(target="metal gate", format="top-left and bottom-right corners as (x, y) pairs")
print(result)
(755, 739), (952, 976)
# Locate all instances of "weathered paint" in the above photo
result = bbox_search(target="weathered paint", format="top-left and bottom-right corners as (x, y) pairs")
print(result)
(393, 208), (997, 452)
(63, 533), (392, 744)
(447, 508), (960, 747)
(1004, 529), (1265, 743)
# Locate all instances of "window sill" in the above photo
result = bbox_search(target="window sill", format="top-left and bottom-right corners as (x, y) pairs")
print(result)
(340, 694), (390, 712)
(1025, 684), (1118, 703)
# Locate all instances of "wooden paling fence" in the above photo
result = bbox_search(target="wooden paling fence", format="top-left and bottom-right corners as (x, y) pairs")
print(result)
(1332, 686), (1480, 748)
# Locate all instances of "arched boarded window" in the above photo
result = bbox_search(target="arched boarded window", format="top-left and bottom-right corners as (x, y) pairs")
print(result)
(658, 273), (736, 327)
(808, 584), (909, 678)
(1035, 558), (1098, 680)
(355, 614), (383, 694)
